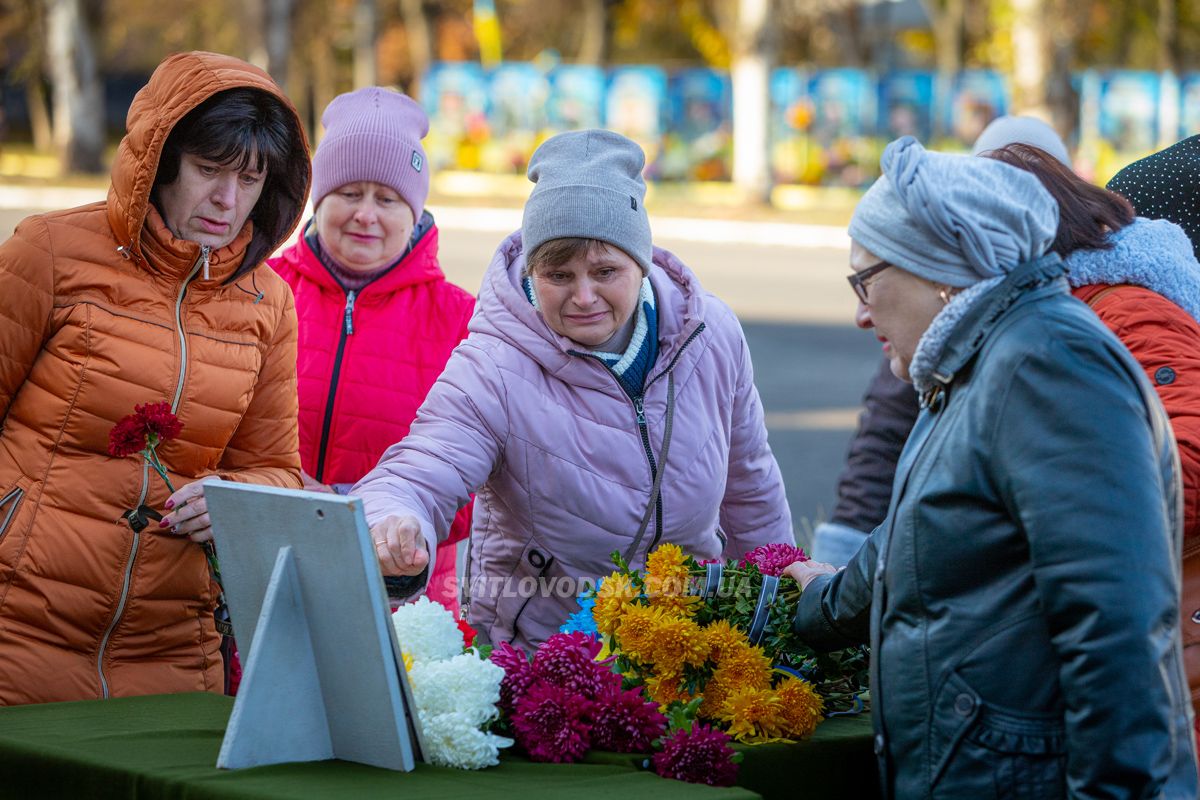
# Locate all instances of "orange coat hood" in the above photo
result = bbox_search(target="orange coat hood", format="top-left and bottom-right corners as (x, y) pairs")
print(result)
(106, 51), (311, 282)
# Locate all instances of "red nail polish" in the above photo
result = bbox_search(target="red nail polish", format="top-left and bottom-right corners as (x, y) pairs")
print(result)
(165, 499), (175, 510)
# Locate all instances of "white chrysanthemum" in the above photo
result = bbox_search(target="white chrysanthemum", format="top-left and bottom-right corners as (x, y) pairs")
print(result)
(391, 596), (463, 664)
(409, 653), (504, 727)
(421, 712), (513, 770)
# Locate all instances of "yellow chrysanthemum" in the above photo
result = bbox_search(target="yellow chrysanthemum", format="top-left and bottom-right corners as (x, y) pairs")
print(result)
(703, 618), (747, 663)
(645, 543), (691, 597)
(719, 686), (787, 743)
(777, 676), (825, 739)
(402, 651), (414, 672)
(713, 641), (774, 689)
(698, 675), (732, 719)
(648, 590), (701, 618)
(645, 670), (691, 710)
(593, 572), (639, 637)
(647, 614), (709, 673)
(615, 602), (667, 663)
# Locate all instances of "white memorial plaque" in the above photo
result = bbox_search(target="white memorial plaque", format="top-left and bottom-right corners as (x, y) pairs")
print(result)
(205, 482), (424, 771)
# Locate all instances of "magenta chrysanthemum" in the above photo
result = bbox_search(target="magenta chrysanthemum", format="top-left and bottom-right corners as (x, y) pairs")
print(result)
(512, 682), (593, 763)
(651, 723), (740, 786)
(490, 641), (536, 714)
(530, 631), (621, 700)
(590, 685), (667, 753)
(739, 542), (810, 577)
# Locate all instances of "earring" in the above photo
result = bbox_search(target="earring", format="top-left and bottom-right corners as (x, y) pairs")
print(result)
(938, 288), (952, 306)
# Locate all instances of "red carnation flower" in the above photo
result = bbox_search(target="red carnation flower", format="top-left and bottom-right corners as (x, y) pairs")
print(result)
(457, 617), (477, 649)
(136, 402), (182, 442)
(107, 402), (183, 458)
(108, 416), (148, 457)
(652, 723), (740, 786)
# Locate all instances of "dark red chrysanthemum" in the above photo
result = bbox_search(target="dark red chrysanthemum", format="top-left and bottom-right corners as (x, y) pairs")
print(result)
(739, 542), (809, 577)
(531, 631), (621, 700)
(135, 402), (183, 442)
(490, 641), (536, 714)
(107, 416), (148, 457)
(590, 685), (666, 753)
(651, 723), (740, 786)
(512, 682), (593, 763)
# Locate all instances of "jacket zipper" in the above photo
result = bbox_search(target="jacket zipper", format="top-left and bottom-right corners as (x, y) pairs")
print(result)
(314, 289), (356, 482)
(0, 486), (25, 541)
(637, 323), (705, 552)
(96, 246), (206, 698)
(570, 322), (706, 556)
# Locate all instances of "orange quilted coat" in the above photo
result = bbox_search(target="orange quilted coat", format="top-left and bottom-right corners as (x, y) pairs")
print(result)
(1074, 283), (1200, 539)
(0, 53), (309, 705)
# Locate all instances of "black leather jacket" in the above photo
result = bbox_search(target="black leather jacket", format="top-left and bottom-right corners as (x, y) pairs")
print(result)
(795, 256), (1198, 799)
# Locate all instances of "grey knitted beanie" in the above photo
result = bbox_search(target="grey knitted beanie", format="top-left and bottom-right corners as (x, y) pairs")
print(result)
(522, 130), (653, 274)
(971, 115), (1071, 167)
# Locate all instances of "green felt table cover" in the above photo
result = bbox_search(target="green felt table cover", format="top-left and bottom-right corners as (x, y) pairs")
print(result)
(0, 693), (877, 799)
(582, 712), (880, 799)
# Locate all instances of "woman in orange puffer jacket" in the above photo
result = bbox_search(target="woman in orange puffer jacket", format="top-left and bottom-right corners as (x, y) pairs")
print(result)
(0, 52), (310, 705)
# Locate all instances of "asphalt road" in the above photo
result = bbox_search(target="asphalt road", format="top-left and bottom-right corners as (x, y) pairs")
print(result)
(0, 204), (884, 551)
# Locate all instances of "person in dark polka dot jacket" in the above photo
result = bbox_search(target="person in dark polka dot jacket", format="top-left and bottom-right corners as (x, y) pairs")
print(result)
(1108, 135), (1200, 256)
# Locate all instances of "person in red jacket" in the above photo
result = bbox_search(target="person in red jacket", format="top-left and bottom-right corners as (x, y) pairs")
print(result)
(270, 87), (474, 615)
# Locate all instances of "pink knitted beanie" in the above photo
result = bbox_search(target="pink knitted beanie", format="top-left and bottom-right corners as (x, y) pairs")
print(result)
(311, 87), (430, 220)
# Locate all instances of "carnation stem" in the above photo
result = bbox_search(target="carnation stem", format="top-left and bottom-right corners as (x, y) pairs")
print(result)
(143, 446), (223, 589)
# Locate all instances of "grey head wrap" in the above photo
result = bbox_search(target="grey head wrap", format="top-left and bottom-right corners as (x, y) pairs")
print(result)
(849, 136), (1059, 287)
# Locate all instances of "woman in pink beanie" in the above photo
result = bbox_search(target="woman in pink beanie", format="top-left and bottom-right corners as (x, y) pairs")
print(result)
(269, 87), (475, 615)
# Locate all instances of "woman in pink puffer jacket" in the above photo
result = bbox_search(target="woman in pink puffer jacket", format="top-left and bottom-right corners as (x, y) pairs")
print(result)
(354, 131), (793, 650)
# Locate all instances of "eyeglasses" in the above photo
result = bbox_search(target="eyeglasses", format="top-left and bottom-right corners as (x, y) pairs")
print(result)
(847, 260), (894, 304)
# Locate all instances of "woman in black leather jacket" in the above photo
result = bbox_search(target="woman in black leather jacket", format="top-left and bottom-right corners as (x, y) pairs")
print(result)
(788, 136), (1197, 799)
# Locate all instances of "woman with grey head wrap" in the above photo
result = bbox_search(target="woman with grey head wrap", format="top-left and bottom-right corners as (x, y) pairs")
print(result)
(787, 137), (1197, 798)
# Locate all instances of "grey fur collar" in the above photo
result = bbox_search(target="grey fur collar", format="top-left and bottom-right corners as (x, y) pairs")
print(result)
(909, 276), (1005, 397)
(1063, 217), (1200, 323)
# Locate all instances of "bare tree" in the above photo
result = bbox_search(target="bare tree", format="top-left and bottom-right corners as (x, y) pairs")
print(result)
(1044, 0), (1083, 146)
(400, 0), (435, 96)
(729, 0), (774, 202)
(241, 0), (298, 91)
(1009, 0), (1050, 119)
(920, 0), (964, 138)
(264, 0), (298, 91)
(576, 0), (609, 64)
(43, 0), (104, 173)
(3, 0), (54, 150)
(1159, 0), (1178, 73)
(354, 0), (378, 87)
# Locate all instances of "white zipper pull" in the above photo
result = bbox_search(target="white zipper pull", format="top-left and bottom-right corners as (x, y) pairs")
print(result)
(201, 246), (211, 280)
